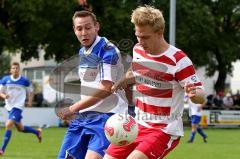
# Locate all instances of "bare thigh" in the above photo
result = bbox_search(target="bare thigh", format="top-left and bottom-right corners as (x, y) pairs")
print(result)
(85, 149), (103, 159)
(127, 150), (148, 159)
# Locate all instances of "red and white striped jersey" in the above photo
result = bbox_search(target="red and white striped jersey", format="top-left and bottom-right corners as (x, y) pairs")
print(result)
(132, 44), (203, 136)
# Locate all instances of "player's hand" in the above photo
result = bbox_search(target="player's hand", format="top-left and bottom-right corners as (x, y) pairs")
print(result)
(57, 107), (76, 121)
(27, 101), (32, 107)
(3, 94), (10, 99)
(184, 82), (197, 98)
(111, 78), (128, 92)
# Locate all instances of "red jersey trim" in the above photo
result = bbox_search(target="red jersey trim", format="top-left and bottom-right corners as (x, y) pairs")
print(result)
(136, 83), (172, 98)
(173, 51), (186, 62)
(175, 65), (195, 81)
(132, 62), (174, 81)
(136, 99), (171, 116)
(134, 48), (176, 66)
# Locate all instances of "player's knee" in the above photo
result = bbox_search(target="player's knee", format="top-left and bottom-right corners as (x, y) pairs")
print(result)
(127, 156), (148, 159)
(16, 127), (23, 132)
(103, 154), (116, 159)
(85, 150), (103, 159)
(127, 150), (148, 159)
(5, 122), (14, 129)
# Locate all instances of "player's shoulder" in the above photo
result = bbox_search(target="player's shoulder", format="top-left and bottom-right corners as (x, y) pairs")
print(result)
(100, 37), (119, 53)
(19, 76), (31, 85)
(98, 37), (120, 58)
(20, 75), (29, 81)
(0, 75), (11, 84)
(166, 45), (192, 64)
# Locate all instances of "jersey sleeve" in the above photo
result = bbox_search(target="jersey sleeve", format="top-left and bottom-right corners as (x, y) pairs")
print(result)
(99, 45), (120, 83)
(0, 77), (6, 93)
(24, 77), (33, 93)
(26, 83), (33, 93)
(175, 56), (203, 89)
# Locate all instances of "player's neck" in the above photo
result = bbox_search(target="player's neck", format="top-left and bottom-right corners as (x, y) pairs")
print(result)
(12, 74), (20, 79)
(150, 39), (169, 55)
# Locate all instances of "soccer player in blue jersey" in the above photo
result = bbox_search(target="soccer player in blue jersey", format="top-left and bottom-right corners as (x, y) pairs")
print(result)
(187, 97), (208, 143)
(0, 62), (42, 156)
(57, 11), (128, 159)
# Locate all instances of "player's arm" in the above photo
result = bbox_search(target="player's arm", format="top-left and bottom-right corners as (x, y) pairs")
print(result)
(0, 93), (9, 99)
(111, 65), (135, 92)
(26, 81), (34, 107)
(27, 92), (33, 107)
(0, 84), (9, 99)
(69, 80), (112, 113)
(56, 80), (113, 120)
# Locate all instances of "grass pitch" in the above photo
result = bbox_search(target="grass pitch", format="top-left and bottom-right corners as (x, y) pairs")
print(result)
(0, 127), (239, 159)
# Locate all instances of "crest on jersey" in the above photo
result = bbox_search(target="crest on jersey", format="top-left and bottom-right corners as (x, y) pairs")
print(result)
(191, 76), (197, 82)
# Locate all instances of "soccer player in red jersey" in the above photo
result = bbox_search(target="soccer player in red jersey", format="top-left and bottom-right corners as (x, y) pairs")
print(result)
(104, 5), (206, 159)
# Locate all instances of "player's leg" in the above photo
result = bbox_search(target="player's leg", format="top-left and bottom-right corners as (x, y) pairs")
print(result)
(85, 150), (102, 159)
(103, 154), (117, 159)
(188, 115), (199, 143)
(126, 150), (148, 159)
(196, 116), (207, 143)
(196, 126), (207, 143)
(105, 125), (180, 159)
(85, 113), (115, 159)
(13, 108), (42, 143)
(188, 123), (197, 143)
(128, 127), (179, 159)
(0, 119), (15, 155)
(57, 120), (90, 159)
(15, 121), (42, 143)
(104, 142), (137, 159)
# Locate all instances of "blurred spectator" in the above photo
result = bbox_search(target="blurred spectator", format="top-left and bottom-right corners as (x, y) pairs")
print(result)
(223, 93), (234, 110)
(33, 92), (43, 107)
(213, 93), (224, 109)
(205, 94), (214, 109)
(233, 95), (240, 106)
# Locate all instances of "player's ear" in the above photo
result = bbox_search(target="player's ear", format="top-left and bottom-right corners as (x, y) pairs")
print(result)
(156, 29), (163, 36)
(95, 22), (100, 32)
(73, 25), (76, 32)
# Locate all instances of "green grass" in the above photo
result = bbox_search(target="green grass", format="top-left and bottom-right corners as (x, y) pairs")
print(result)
(166, 128), (240, 159)
(0, 127), (239, 159)
(0, 127), (66, 159)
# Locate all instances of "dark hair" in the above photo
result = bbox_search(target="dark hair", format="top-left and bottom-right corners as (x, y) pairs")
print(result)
(11, 62), (20, 67)
(72, 10), (97, 25)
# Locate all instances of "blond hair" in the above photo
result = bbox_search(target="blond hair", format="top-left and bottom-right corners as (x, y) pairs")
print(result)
(131, 5), (165, 32)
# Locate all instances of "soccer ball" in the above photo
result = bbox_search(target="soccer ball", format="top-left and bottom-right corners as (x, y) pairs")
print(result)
(104, 113), (138, 146)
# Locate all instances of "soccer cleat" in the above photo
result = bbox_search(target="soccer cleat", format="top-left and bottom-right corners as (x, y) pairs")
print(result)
(203, 137), (207, 143)
(187, 140), (193, 143)
(0, 149), (4, 156)
(37, 128), (42, 143)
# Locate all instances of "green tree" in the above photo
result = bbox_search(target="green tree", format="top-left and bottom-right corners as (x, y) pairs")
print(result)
(175, 0), (240, 92)
(0, 0), (79, 61)
(1, 0), (239, 92)
(0, 52), (10, 77)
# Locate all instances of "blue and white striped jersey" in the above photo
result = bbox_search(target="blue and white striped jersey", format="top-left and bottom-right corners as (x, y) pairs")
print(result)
(0, 75), (33, 111)
(78, 36), (128, 113)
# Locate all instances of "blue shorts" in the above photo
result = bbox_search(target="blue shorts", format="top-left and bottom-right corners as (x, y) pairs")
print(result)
(58, 111), (114, 159)
(8, 108), (23, 123)
(191, 115), (201, 124)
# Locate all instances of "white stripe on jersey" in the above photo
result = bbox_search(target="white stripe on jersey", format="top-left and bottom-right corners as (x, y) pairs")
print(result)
(135, 91), (172, 106)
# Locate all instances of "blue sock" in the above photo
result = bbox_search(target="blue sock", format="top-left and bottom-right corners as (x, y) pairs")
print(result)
(189, 131), (196, 142)
(1, 130), (12, 151)
(22, 126), (38, 136)
(197, 127), (207, 138)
